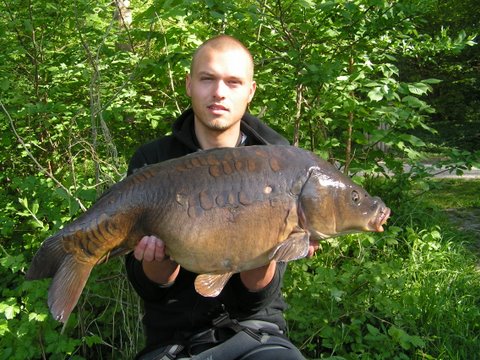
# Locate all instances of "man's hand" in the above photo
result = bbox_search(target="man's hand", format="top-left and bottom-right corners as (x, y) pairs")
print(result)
(240, 239), (320, 291)
(134, 235), (180, 285)
(134, 235), (168, 262)
(307, 240), (320, 258)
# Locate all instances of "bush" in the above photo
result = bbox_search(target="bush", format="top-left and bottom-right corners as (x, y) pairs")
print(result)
(283, 178), (480, 359)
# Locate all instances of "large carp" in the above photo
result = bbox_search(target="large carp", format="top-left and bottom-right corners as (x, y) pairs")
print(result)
(26, 145), (390, 323)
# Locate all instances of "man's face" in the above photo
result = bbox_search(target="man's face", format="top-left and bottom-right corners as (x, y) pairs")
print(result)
(186, 46), (256, 133)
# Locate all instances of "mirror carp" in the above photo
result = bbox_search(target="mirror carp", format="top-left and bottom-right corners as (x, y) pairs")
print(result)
(26, 145), (390, 323)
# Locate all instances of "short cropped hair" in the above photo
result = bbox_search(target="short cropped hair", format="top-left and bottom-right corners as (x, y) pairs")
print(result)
(190, 35), (254, 79)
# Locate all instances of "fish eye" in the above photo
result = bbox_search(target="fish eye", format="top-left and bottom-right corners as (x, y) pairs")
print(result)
(351, 190), (360, 203)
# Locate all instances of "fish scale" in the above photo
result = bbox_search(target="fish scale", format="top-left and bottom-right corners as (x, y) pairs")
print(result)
(26, 145), (390, 323)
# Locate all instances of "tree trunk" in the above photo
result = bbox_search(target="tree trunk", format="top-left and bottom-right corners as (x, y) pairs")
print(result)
(113, 0), (134, 52)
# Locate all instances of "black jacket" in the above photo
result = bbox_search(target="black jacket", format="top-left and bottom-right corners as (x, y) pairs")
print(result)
(125, 109), (290, 350)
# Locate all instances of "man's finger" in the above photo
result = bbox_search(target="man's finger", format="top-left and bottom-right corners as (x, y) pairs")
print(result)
(154, 240), (166, 260)
(143, 237), (156, 262)
(133, 237), (148, 261)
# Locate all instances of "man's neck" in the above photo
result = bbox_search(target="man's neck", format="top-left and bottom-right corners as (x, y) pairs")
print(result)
(195, 123), (242, 150)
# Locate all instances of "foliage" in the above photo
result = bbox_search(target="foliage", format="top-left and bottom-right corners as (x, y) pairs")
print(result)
(399, 0), (480, 153)
(0, 0), (478, 359)
(284, 180), (480, 358)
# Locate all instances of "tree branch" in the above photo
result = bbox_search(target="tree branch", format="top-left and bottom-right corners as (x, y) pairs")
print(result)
(1, 100), (87, 212)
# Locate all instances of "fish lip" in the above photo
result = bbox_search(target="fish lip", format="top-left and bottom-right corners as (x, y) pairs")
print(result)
(368, 206), (391, 232)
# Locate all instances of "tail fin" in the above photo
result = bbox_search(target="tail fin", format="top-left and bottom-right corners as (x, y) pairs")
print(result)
(26, 233), (93, 323)
(26, 234), (66, 280)
(48, 255), (93, 323)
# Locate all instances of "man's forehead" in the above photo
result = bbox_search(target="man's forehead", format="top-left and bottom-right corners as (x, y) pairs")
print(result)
(192, 46), (254, 78)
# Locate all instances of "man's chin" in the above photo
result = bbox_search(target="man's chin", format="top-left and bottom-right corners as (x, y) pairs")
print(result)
(202, 115), (233, 131)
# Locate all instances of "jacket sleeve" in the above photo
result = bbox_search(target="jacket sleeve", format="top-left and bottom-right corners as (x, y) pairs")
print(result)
(125, 252), (183, 302)
(127, 150), (147, 176)
(223, 262), (287, 317)
(125, 253), (163, 301)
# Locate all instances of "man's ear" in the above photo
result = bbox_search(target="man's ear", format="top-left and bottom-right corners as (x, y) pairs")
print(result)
(248, 80), (257, 103)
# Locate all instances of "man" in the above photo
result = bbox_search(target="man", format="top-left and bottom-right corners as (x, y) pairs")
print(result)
(126, 35), (316, 359)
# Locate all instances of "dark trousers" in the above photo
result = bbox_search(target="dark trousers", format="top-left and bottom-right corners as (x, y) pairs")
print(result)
(188, 330), (305, 360)
(138, 328), (305, 360)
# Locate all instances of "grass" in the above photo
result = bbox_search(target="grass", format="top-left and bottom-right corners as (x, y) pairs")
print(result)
(3, 176), (479, 359)
(389, 178), (480, 359)
(284, 177), (480, 359)
(421, 179), (480, 209)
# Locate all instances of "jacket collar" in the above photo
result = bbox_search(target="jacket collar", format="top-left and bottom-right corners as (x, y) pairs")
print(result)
(171, 108), (288, 151)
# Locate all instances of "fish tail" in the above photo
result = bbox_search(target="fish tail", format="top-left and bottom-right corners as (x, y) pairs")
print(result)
(48, 255), (93, 323)
(26, 233), (65, 280)
(26, 233), (93, 323)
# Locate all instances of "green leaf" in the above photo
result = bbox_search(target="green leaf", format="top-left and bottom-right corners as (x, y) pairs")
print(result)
(0, 253), (25, 272)
(422, 78), (442, 84)
(84, 334), (103, 347)
(28, 312), (48, 322)
(368, 87), (384, 101)
(367, 323), (380, 336)
(0, 299), (20, 320)
(407, 82), (431, 96)
(400, 134), (426, 147)
(18, 197), (28, 209)
(388, 326), (425, 350)
(330, 288), (345, 302)
(31, 201), (39, 215)
(402, 95), (426, 108)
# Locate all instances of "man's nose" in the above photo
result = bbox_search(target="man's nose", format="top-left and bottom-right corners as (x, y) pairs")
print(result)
(213, 80), (227, 99)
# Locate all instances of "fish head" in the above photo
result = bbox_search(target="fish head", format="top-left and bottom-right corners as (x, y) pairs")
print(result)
(299, 166), (390, 239)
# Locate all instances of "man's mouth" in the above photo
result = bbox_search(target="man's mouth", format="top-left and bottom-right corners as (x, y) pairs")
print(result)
(208, 104), (229, 112)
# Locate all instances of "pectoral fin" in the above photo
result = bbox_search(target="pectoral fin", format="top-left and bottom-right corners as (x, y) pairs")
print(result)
(195, 272), (233, 297)
(270, 228), (310, 262)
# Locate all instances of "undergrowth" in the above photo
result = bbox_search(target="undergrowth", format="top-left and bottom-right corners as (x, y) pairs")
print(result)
(1, 174), (479, 359)
(283, 177), (480, 359)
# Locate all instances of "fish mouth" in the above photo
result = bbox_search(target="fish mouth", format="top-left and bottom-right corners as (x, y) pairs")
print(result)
(368, 206), (391, 232)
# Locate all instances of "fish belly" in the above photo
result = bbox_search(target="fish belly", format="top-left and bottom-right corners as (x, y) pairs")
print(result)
(150, 195), (300, 274)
